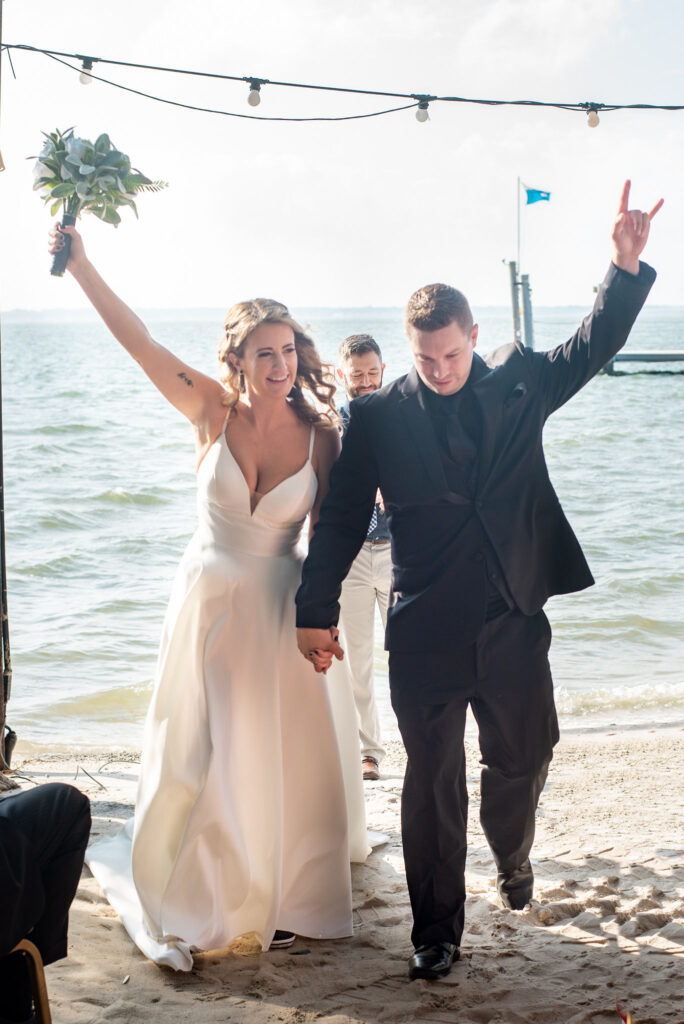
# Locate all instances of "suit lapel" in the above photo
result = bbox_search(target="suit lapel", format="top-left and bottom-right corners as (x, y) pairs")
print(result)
(398, 368), (448, 494)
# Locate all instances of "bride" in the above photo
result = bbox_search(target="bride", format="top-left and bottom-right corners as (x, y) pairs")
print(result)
(49, 224), (369, 971)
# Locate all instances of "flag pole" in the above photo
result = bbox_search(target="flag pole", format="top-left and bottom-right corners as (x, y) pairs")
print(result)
(517, 176), (521, 272)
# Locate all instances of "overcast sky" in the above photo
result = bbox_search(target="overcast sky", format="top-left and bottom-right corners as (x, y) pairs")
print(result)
(0, 0), (681, 311)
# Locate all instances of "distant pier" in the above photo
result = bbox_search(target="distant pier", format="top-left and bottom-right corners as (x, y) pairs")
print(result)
(603, 351), (684, 374)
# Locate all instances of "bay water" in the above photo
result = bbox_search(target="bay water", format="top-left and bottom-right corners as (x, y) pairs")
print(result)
(3, 302), (683, 753)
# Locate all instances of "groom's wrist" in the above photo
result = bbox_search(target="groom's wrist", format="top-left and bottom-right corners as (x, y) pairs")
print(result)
(295, 609), (338, 630)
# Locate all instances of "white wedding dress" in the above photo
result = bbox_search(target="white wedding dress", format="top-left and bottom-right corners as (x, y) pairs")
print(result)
(87, 423), (369, 971)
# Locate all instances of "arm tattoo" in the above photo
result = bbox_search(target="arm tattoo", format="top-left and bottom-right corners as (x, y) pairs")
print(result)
(178, 372), (194, 387)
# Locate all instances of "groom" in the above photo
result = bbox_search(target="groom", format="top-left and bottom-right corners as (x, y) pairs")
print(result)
(296, 181), (662, 980)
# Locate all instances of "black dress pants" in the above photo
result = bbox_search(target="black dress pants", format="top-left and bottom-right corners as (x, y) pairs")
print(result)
(390, 609), (559, 948)
(0, 782), (91, 963)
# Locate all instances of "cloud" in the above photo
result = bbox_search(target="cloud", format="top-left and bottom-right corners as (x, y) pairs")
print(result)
(455, 0), (626, 79)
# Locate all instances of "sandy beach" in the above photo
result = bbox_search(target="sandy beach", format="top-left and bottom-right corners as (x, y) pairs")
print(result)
(6, 722), (684, 1024)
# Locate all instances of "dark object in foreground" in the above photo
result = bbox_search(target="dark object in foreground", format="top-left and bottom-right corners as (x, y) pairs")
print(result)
(497, 859), (534, 910)
(49, 215), (75, 277)
(408, 942), (460, 980)
(0, 783), (91, 1022)
(268, 930), (295, 949)
(4, 726), (17, 768)
(4, 939), (51, 1023)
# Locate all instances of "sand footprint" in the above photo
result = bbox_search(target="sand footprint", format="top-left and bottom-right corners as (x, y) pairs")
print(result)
(527, 899), (585, 926)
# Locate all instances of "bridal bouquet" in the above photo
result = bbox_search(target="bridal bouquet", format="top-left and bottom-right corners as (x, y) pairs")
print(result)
(32, 128), (167, 276)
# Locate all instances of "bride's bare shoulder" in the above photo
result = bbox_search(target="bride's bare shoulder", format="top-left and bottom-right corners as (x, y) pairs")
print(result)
(312, 418), (341, 465)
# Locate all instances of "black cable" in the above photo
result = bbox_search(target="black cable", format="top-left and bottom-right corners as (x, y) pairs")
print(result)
(6, 42), (419, 99)
(40, 50), (422, 123)
(4, 41), (684, 116)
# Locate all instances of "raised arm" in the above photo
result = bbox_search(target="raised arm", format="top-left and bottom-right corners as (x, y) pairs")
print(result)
(612, 179), (663, 276)
(50, 224), (225, 433)
(533, 180), (662, 415)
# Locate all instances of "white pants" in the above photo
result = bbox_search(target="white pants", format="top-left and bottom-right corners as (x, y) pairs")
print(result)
(338, 540), (391, 763)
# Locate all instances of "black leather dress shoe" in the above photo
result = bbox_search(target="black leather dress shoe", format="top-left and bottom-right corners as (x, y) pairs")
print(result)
(408, 942), (460, 980)
(497, 859), (534, 910)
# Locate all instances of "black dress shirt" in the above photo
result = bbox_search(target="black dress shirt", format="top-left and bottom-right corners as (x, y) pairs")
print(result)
(421, 377), (513, 620)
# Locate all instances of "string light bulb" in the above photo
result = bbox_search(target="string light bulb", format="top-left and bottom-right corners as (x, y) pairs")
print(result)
(416, 100), (430, 123)
(247, 80), (262, 107)
(586, 106), (600, 128)
(79, 57), (94, 85)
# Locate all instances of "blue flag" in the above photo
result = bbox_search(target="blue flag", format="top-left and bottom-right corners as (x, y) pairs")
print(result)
(525, 187), (551, 205)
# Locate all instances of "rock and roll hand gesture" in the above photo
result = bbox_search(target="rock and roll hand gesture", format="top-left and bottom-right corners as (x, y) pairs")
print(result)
(612, 180), (663, 276)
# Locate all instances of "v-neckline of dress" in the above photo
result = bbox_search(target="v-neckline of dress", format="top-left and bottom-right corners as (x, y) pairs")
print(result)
(221, 430), (313, 517)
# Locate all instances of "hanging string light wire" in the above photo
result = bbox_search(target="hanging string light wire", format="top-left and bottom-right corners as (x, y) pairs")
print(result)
(2, 44), (424, 122)
(3, 42), (684, 123)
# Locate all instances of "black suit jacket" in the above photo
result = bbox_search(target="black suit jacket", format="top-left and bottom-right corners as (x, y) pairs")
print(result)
(296, 261), (656, 652)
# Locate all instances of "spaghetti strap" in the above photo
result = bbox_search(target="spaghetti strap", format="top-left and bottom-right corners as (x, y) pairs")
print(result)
(308, 426), (316, 460)
(196, 408), (233, 473)
(218, 407), (232, 443)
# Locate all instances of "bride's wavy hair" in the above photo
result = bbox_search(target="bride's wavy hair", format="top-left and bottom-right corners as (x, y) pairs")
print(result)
(218, 298), (337, 426)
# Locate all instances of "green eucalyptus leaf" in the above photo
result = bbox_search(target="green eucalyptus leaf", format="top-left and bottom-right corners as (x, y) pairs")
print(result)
(94, 133), (111, 154)
(51, 183), (75, 198)
(124, 172), (152, 189)
(79, 164), (97, 175)
(50, 198), (63, 217)
(76, 181), (92, 199)
(101, 206), (122, 225)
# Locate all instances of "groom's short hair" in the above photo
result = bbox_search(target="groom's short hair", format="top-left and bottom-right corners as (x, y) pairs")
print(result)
(405, 283), (473, 334)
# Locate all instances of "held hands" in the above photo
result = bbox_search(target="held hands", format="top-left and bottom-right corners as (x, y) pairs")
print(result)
(612, 180), (664, 276)
(297, 627), (345, 674)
